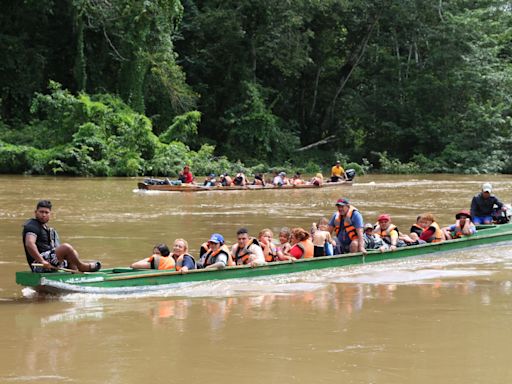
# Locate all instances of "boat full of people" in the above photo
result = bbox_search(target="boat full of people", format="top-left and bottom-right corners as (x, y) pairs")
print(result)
(16, 222), (512, 295)
(137, 169), (356, 192)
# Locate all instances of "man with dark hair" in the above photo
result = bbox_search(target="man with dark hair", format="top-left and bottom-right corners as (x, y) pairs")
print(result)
(231, 228), (265, 266)
(22, 200), (101, 273)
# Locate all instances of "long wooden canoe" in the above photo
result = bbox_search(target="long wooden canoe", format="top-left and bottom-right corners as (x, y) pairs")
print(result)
(16, 223), (512, 295)
(137, 179), (352, 192)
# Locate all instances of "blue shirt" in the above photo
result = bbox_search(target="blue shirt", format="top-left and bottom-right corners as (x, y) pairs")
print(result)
(329, 209), (364, 244)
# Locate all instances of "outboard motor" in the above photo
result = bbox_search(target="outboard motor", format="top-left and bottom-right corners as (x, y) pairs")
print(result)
(493, 203), (512, 224)
(345, 169), (356, 181)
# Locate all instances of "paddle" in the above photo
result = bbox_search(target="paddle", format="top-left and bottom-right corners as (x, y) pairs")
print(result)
(31, 263), (84, 274)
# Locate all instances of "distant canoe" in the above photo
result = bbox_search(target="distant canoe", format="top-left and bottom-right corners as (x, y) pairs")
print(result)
(16, 223), (512, 295)
(137, 179), (353, 192)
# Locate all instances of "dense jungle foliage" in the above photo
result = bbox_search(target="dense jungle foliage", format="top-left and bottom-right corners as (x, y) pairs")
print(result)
(1, 0), (512, 176)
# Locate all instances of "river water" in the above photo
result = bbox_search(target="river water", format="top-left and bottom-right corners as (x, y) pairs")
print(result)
(1, 174), (512, 383)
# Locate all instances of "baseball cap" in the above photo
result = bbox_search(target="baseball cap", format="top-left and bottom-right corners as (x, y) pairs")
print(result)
(279, 172), (286, 177)
(482, 183), (492, 193)
(364, 223), (374, 230)
(336, 160), (341, 164)
(335, 198), (350, 206)
(208, 233), (224, 244)
(455, 209), (471, 220)
(377, 214), (391, 222)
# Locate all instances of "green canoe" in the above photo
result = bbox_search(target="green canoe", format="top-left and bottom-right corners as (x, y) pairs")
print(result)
(16, 223), (512, 295)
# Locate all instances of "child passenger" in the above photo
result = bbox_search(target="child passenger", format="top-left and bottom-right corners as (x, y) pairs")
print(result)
(311, 217), (336, 256)
(276, 227), (292, 258)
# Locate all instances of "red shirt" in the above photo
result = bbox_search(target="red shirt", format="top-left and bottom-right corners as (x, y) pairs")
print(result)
(182, 171), (193, 183)
(289, 244), (304, 259)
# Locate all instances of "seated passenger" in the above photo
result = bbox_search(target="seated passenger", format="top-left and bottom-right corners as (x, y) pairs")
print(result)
(233, 172), (249, 186)
(203, 173), (217, 187)
(258, 228), (279, 262)
(170, 238), (197, 273)
(197, 234), (231, 270)
(287, 227), (314, 259)
(311, 217), (336, 257)
(178, 165), (194, 184)
(231, 228), (265, 267)
(253, 173), (266, 186)
(442, 209), (477, 240)
(310, 173), (324, 186)
(272, 172), (289, 187)
(220, 173), (233, 187)
(131, 243), (175, 270)
(373, 214), (405, 251)
(363, 223), (387, 251)
(276, 227), (292, 259)
(471, 183), (506, 224)
(416, 213), (445, 243)
(291, 172), (305, 186)
(330, 161), (346, 182)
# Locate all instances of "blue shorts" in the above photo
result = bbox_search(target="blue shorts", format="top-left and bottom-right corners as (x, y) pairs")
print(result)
(473, 215), (493, 225)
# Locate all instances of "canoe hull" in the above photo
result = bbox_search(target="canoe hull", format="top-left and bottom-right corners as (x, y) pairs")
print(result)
(16, 223), (512, 295)
(137, 180), (353, 192)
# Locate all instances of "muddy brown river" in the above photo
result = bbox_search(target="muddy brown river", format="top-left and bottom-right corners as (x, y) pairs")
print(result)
(1, 174), (512, 383)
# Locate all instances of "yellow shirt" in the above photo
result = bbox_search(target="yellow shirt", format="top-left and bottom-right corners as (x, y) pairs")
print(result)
(331, 165), (345, 177)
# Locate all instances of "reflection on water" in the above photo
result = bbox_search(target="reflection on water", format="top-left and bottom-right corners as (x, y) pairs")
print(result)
(3, 175), (512, 383)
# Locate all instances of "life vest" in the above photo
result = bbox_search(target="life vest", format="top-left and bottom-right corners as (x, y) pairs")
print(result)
(261, 241), (278, 262)
(334, 206), (358, 241)
(173, 253), (196, 271)
(375, 224), (400, 244)
(410, 223), (423, 235)
(296, 239), (314, 259)
(150, 255), (176, 270)
(233, 238), (261, 265)
(426, 222), (443, 243)
(203, 245), (231, 267)
(199, 242), (209, 258)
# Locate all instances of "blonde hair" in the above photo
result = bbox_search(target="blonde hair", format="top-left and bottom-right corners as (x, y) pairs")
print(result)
(419, 213), (436, 223)
(174, 238), (189, 252)
(258, 228), (273, 239)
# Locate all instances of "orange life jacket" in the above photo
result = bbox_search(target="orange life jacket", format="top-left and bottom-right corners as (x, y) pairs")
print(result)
(233, 238), (261, 265)
(296, 239), (314, 259)
(261, 241), (278, 262)
(426, 222), (443, 243)
(173, 253), (196, 271)
(375, 224), (400, 244)
(334, 206), (358, 241)
(203, 245), (231, 267)
(150, 255), (176, 270)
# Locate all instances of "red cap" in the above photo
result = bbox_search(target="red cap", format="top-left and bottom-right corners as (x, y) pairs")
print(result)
(335, 198), (350, 206)
(377, 214), (391, 222)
